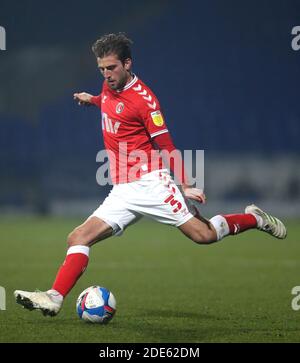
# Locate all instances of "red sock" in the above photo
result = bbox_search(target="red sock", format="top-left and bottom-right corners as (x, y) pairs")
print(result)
(52, 246), (89, 297)
(222, 214), (257, 235)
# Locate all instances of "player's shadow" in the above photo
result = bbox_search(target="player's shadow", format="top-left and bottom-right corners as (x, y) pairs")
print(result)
(120, 308), (238, 342)
(141, 308), (216, 320)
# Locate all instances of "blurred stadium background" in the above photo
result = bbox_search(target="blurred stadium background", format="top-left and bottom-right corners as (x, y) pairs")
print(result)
(0, 0), (300, 218)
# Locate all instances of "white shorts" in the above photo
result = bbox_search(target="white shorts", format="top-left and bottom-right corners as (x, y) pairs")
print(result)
(90, 169), (194, 235)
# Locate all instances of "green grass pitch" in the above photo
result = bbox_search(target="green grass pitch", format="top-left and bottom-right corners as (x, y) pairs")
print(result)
(0, 216), (300, 343)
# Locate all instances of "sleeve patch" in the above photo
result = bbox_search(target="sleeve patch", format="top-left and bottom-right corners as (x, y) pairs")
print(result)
(151, 110), (164, 127)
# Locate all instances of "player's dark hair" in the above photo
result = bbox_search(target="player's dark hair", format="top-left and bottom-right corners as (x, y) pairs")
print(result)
(92, 33), (133, 63)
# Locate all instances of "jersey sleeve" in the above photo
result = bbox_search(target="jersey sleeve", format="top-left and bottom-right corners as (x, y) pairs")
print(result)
(153, 131), (189, 185)
(91, 94), (102, 108)
(137, 88), (169, 138)
(91, 82), (106, 109)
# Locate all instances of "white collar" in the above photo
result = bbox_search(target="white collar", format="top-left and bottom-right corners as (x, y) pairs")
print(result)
(117, 74), (138, 92)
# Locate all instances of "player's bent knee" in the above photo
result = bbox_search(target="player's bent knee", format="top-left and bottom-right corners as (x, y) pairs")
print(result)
(67, 229), (86, 247)
(179, 217), (218, 245)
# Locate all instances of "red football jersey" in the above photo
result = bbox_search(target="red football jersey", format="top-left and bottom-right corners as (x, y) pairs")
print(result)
(91, 75), (169, 184)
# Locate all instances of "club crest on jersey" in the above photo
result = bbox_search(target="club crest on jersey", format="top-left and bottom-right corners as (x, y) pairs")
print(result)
(151, 110), (164, 127)
(116, 102), (124, 114)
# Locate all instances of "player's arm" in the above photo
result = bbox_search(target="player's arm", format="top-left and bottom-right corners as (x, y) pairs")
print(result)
(73, 92), (102, 107)
(136, 85), (205, 202)
(153, 132), (206, 204)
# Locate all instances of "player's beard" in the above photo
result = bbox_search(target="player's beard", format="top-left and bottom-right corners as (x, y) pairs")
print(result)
(107, 79), (119, 90)
(107, 72), (131, 91)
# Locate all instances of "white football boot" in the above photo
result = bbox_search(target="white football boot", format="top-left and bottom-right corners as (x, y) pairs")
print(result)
(14, 289), (63, 316)
(245, 204), (287, 239)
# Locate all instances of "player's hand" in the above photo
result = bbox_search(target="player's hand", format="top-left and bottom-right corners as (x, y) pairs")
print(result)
(182, 185), (206, 204)
(73, 92), (93, 106)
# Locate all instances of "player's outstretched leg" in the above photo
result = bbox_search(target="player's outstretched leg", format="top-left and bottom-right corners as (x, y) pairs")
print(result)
(209, 204), (287, 242)
(180, 204), (287, 243)
(14, 217), (113, 316)
(211, 204), (287, 241)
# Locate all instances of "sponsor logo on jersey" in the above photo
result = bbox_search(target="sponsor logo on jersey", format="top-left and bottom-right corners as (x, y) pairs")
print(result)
(116, 102), (124, 114)
(102, 112), (121, 134)
(151, 110), (164, 127)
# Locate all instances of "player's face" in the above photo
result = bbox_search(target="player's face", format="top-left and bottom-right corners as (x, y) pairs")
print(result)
(97, 54), (132, 91)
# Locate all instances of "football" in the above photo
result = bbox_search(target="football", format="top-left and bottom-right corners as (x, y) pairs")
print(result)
(76, 286), (116, 324)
